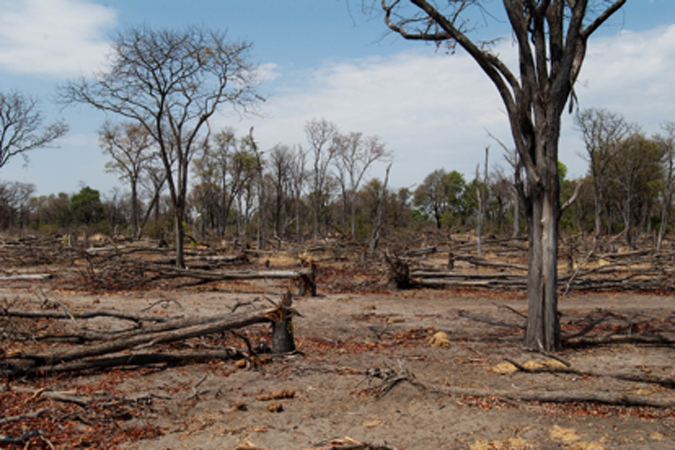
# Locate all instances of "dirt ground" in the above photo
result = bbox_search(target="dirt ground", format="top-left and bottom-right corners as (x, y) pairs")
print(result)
(2, 272), (674, 449)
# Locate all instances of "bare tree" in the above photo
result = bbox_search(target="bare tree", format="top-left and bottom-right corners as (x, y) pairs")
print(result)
(0, 91), (68, 170)
(269, 144), (295, 241)
(490, 166), (515, 235)
(475, 147), (489, 257)
(243, 129), (266, 249)
(212, 129), (238, 237)
(99, 121), (155, 239)
(60, 25), (262, 267)
(334, 132), (391, 239)
(489, 132), (523, 238)
(575, 108), (633, 249)
(289, 146), (308, 240)
(138, 160), (168, 233)
(0, 181), (36, 230)
(369, 163), (393, 257)
(305, 118), (339, 242)
(380, 0), (627, 351)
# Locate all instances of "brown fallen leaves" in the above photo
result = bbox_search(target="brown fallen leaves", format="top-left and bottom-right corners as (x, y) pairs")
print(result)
(255, 388), (296, 401)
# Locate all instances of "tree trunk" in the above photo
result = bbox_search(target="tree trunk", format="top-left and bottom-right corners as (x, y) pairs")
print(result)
(271, 293), (296, 353)
(512, 186), (520, 238)
(592, 182), (602, 250)
(524, 163), (561, 352)
(624, 188), (633, 247)
(657, 190), (672, 251)
(174, 206), (185, 269)
(131, 180), (138, 240)
(369, 164), (391, 257)
(350, 193), (358, 239)
(313, 201), (319, 242)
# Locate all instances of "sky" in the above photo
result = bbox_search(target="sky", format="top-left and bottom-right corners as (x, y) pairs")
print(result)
(1, 0), (674, 198)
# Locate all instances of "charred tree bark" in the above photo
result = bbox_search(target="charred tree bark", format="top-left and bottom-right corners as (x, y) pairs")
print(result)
(271, 292), (296, 353)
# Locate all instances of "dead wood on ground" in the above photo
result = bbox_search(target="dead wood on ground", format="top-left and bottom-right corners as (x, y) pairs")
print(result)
(2, 295), (300, 379)
(504, 357), (675, 388)
(440, 385), (675, 409)
(383, 235), (675, 294)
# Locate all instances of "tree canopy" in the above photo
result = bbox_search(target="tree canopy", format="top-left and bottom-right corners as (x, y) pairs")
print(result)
(60, 25), (262, 267)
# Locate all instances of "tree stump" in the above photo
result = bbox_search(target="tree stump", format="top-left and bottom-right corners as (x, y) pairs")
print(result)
(298, 262), (317, 296)
(271, 292), (296, 353)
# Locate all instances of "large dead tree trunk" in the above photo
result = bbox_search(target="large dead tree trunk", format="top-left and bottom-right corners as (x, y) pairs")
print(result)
(381, 0), (627, 352)
(524, 163), (561, 351)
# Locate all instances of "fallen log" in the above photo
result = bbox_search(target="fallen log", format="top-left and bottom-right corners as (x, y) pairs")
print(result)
(0, 408), (51, 425)
(0, 273), (52, 281)
(14, 309), (273, 365)
(3, 296), (300, 378)
(565, 334), (675, 347)
(26, 302), (282, 343)
(505, 358), (675, 388)
(416, 277), (527, 289)
(10, 350), (243, 377)
(451, 254), (527, 271)
(136, 262), (317, 296)
(403, 247), (437, 257)
(154, 253), (248, 266)
(2, 307), (168, 323)
(0, 430), (44, 446)
(440, 386), (675, 409)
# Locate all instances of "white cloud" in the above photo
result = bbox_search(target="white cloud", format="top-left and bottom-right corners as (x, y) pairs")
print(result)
(574, 24), (675, 126)
(256, 62), (281, 83)
(10, 16), (670, 196)
(230, 23), (675, 188)
(225, 46), (517, 188)
(0, 0), (116, 77)
(558, 24), (675, 177)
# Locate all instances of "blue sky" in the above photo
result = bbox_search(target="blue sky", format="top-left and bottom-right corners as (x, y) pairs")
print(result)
(1, 0), (674, 198)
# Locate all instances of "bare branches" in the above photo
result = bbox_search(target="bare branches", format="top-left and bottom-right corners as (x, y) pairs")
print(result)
(560, 179), (583, 212)
(0, 91), (68, 169)
(582, 0), (628, 38)
(2, 296), (298, 378)
(59, 25), (263, 269)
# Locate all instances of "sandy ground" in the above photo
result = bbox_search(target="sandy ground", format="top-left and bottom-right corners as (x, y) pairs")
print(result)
(2, 278), (674, 449)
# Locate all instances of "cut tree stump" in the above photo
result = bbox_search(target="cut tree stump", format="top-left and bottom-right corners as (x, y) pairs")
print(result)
(271, 292), (296, 353)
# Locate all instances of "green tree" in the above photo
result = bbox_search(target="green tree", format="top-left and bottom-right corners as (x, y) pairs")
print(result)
(71, 186), (104, 226)
(575, 108), (634, 247)
(414, 169), (466, 229)
(607, 134), (664, 247)
(655, 122), (675, 250)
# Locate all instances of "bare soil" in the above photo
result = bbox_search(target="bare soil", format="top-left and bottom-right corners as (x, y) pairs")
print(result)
(2, 274), (674, 449)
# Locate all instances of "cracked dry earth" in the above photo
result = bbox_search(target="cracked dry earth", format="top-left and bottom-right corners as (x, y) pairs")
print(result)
(3, 284), (675, 449)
